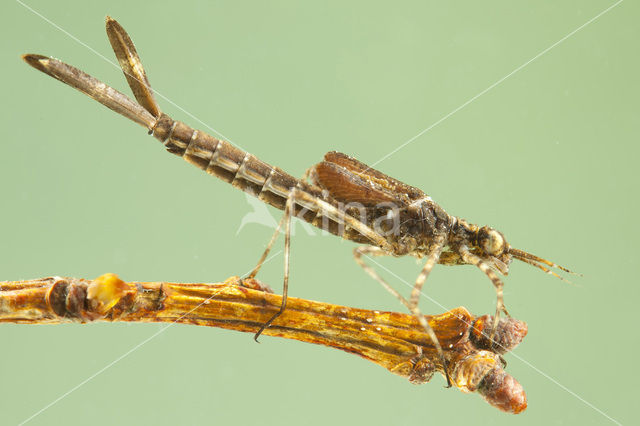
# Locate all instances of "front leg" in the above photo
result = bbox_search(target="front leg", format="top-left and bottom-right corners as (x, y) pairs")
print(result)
(458, 245), (510, 347)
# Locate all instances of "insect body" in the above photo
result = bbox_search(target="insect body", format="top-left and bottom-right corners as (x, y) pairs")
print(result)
(23, 17), (573, 386)
(307, 151), (572, 339)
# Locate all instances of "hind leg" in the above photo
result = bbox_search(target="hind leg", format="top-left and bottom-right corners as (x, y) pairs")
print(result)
(252, 190), (295, 340)
(246, 207), (287, 280)
(252, 186), (393, 340)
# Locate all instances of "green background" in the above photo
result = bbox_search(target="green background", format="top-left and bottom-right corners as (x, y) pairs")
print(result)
(1, 1), (636, 424)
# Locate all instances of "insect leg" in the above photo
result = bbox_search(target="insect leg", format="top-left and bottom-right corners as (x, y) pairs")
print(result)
(253, 189), (295, 341)
(246, 212), (286, 280)
(246, 159), (323, 280)
(353, 245), (451, 386)
(254, 187), (394, 340)
(353, 246), (411, 309)
(290, 190), (394, 252)
(458, 246), (509, 345)
(409, 236), (451, 386)
(409, 234), (446, 308)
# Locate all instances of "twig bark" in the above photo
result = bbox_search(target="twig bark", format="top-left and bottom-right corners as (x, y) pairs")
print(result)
(0, 273), (527, 413)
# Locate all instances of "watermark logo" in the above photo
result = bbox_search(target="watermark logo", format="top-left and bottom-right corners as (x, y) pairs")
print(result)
(236, 193), (318, 236)
(236, 193), (405, 238)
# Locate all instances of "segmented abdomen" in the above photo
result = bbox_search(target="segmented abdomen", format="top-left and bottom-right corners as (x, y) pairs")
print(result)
(150, 114), (371, 245)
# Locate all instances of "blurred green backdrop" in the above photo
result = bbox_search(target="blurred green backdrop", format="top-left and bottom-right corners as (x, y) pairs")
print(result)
(1, 1), (636, 425)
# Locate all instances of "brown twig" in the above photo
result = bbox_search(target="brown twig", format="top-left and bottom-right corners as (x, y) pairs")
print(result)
(0, 273), (527, 413)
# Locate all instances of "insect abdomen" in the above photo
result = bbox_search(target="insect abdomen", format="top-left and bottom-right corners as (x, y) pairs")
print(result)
(151, 114), (371, 243)
(152, 114), (289, 207)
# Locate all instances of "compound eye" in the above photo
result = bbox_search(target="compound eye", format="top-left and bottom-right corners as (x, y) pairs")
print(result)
(479, 227), (505, 256)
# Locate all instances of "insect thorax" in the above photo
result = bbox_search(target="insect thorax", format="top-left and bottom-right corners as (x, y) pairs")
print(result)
(366, 199), (455, 257)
